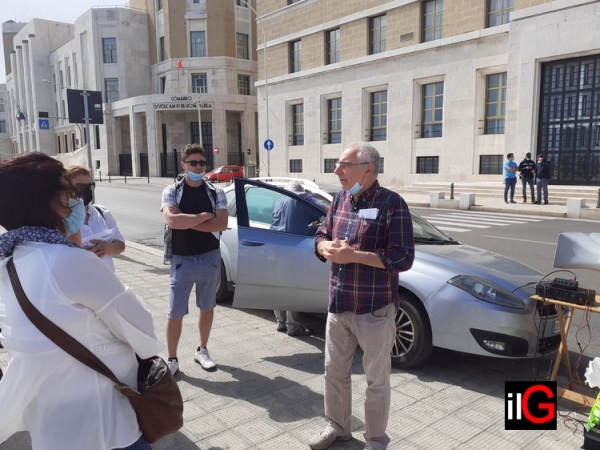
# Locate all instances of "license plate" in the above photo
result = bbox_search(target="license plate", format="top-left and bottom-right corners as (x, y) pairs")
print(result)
(552, 320), (560, 335)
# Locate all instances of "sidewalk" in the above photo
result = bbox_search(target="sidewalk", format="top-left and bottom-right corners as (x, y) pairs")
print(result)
(97, 176), (600, 220)
(0, 242), (588, 450)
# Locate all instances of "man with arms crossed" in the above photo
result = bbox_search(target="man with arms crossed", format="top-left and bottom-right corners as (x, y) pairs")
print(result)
(161, 144), (228, 375)
(312, 142), (415, 450)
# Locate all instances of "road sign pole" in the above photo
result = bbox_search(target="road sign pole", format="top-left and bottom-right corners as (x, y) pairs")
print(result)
(82, 90), (92, 171)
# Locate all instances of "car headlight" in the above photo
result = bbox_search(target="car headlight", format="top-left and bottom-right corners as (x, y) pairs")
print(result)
(447, 275), (525, 309)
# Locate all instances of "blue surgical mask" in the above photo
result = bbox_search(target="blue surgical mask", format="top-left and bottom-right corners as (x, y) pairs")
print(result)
(187, 171), (205, 182)
(345, 167), (367, 196)
(63, 197), (86, 237)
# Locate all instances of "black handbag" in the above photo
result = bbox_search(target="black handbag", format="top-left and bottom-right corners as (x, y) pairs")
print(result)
(6, 258), (184, 444)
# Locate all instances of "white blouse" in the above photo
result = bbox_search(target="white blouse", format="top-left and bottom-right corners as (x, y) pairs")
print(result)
(0, 242), (165, 450)
(81, 204), (126, 272)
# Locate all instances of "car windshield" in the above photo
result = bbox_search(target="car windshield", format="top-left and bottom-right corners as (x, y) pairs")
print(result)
(411, 213), (458, 245)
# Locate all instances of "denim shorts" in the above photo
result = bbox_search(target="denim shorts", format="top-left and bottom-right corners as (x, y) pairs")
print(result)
(169, 249), (221, 319)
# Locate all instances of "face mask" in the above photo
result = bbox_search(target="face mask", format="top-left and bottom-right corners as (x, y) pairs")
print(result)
(63, 197), (86, 237)
(509, 157), (514, 162)
(187, 171), (205, 182)
(81, 186), (94, 206)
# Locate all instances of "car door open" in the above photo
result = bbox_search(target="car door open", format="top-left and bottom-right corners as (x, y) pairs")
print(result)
(232, 178), (330, 313)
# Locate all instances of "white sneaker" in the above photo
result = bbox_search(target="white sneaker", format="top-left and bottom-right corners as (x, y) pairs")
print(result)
(194, 347), (216, 371)
(167, 359), (179, 375)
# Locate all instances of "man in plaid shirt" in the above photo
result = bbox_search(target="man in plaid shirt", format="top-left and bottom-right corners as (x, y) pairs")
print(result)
(311, 142), (414, 450)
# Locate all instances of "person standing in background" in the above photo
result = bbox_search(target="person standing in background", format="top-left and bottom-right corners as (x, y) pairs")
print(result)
(66, 166), (125, 271)
(518, 152), (536, 203)
(503, 153), (518, 204)
(534, 154), (551, 205)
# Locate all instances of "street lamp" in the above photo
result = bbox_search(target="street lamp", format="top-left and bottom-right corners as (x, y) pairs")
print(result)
(43, 79), (93, 171)
(241, 0), (270, 176)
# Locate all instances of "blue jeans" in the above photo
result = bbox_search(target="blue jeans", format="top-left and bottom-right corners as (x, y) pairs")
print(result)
(504, 178), (516, 202)
(114, 435), (151, 450)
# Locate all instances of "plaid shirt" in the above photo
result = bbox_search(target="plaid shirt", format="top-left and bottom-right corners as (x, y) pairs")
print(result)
(161, 179), (228, 264)
(315, 181), (414, 314)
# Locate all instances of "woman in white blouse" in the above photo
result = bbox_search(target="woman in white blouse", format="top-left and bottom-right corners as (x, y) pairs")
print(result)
(0, 153), (164, 450)
(66, 165), (125, 271)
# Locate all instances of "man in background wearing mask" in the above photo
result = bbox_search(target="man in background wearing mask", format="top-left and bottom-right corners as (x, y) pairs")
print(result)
(534, 153), (551, 205)
(503, 152), (519, 204)
(312, 142), (414, 450)
(161, 144), (228, 375)
(66, 165), (125, 271)
(518, 152), (536, 203)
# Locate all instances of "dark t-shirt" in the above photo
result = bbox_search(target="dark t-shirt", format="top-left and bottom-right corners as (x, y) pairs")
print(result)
(172, 182), (219, 256)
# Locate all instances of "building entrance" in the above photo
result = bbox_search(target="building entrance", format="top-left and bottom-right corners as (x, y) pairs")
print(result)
(538, 55), (600, 185)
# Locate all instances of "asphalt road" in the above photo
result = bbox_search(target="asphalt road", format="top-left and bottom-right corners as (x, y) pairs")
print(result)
(96, 182), (600, 377)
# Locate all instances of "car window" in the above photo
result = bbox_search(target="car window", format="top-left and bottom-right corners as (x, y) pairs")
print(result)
(246, 187), (283, 226)
(270, 192), (325, 237)
(225, 189), (236, 216)
(412, 213), (454, 242)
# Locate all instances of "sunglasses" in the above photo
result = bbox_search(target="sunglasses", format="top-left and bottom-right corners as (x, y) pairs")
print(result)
(184, 160), (207, 167)
(74, 182), (95, 192)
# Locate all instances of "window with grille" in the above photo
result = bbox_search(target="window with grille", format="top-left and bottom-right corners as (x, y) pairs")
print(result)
(292, 103), (304, 145)
(369, 15), (386, 55)
(326, 28), (340, 65)
(289, 40), (301, 73)
(487, 0), (514, 27)
(422, 0), (443, 42)
(236, 33), (249, 60)
(0, 98), (4, 113)
(191, 31), (206, 57)
(328, 98), (342, 144)
(192, 73), (208, 94)
(370, 90), (387, 141)
(236, 0), (248, 6)
(289, 159), (303, 173)
(102, 38), (117, 63)
(485, 73), (507, 134)
(105, 78), (119, 103)
(417, 156), (439, 173)
(479, 155), (503, 174)
(324, 158), (337, 173)
(422, 82), (444, 138)
(157, 0), (162, 11)
(0, 120), (6, 134)
(238, 75), (250, 95)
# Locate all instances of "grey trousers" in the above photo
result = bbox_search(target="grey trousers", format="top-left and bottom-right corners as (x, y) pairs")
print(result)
(323, 304), (397, 449)
(274, 310), (301, 331)
(536, 178), (549, 203)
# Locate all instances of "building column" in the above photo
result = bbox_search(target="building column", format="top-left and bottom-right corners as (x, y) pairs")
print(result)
(213, 103), (226, 166)
(147, 105), (160, 177)
(129, 106), (139, 176)
(13, 47), (25, 153)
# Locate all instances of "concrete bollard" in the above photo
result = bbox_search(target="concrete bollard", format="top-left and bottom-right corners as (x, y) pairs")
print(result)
(459, 193), (476, 210)
(567, 198), (586, 218)
(430, 192), (445, 208)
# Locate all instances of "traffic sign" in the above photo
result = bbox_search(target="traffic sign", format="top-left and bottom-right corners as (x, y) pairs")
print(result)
(263, 139), (274, 151)
(39, 119), (50, 130)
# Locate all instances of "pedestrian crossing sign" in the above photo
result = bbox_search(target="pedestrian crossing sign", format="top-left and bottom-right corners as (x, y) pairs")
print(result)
(39, 119), (50, 130)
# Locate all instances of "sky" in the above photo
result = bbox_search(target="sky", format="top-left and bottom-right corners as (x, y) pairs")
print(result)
(0, 0), (130, 83)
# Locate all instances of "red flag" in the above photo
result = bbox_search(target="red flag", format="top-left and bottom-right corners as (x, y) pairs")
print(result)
(177, 58), (182, 69)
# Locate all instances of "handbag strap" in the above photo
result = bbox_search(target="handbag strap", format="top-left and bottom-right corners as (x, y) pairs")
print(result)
(6, 258), (137, 395)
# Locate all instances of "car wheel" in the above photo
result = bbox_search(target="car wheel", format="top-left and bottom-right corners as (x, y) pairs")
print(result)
(391, 293), (432, 369)
(216, 262), (231, 303)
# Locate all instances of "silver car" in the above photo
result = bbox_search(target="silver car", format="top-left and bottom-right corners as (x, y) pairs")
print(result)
(217, 178), (561, 368)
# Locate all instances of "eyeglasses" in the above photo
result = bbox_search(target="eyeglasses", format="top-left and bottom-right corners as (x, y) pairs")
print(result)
(184, 160), (207, 167)
(335, 161), (369, 169)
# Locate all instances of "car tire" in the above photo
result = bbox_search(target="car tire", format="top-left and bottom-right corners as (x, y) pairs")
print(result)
(391, 292), (433, 369)
(216, 262), (231, 303)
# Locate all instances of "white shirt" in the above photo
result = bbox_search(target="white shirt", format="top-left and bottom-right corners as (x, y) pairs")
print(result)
(0, 242), (165, 450)
(81, 204), (126, 271)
